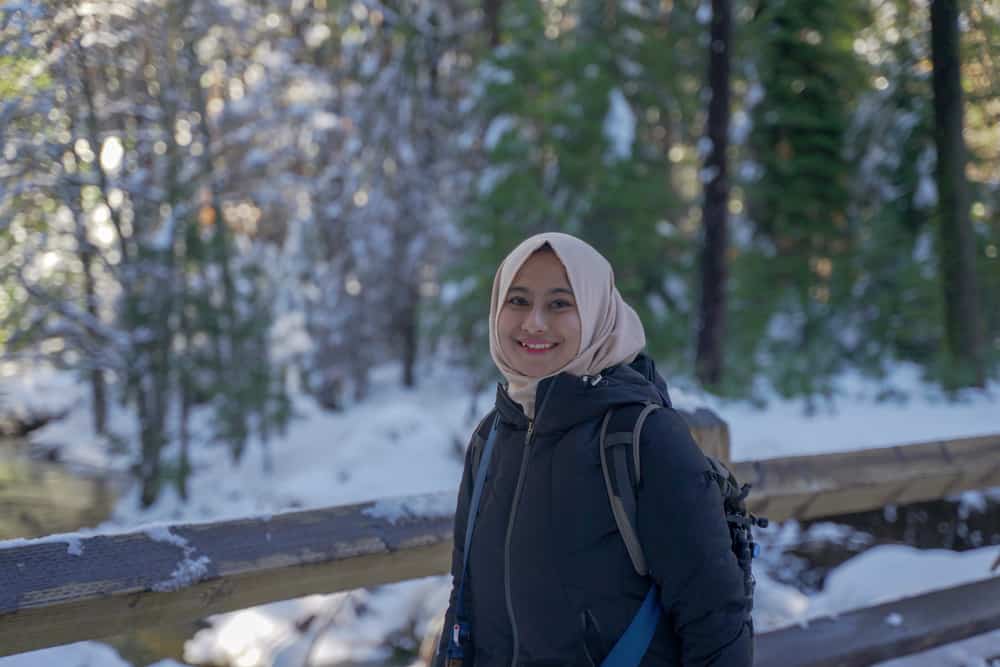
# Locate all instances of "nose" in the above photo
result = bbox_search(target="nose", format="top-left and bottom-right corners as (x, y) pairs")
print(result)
(521, 304), (548, 333)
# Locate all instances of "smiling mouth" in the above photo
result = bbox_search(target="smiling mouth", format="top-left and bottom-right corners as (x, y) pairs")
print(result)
(518, 341), (558, 354)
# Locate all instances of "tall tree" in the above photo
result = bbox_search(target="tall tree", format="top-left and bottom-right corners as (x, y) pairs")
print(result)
(695, 0), (732, 388)
(742, 0), (870, 398)
(930, 0), (985, 386)
(484, 0), (503, 46)
(840, 0), (946, 378)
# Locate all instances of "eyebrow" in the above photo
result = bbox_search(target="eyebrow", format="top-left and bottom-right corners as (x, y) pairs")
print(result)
(508, 286), (575, 296)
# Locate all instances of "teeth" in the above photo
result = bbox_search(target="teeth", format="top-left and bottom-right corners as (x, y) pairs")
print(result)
(521, 342), (555, 350)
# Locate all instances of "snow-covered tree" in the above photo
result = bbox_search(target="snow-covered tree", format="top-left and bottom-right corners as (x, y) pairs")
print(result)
(0, 0), (291, 505)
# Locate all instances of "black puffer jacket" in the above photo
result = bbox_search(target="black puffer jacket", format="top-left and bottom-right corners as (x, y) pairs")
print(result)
(435, 355), (753, 667)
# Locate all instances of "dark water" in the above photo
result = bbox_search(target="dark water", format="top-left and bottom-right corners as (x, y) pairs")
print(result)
(756, 491), (1000, 594)
(0, 437), (121, 540)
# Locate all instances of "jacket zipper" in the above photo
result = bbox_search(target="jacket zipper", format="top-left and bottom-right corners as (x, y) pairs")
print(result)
(581, 608), (604, 667)
(503, 379), (557, 667)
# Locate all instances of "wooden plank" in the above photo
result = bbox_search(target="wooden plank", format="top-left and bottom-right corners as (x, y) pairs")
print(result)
(732, 433), (1000, 522)
(0, 495), (455, 657)
(756, 575), (1000, 667)
(681, 408), (731, 463)
(872, 628), (1000, 666)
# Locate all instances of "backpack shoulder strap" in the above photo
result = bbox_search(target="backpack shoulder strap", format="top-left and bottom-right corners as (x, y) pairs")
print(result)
(448, 412), (500, 659)
(599, 402), (662, 577)
(631, 403), (661, 486)
(467, 409), (496, 473)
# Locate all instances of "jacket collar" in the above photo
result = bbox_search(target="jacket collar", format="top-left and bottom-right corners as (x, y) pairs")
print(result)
(493, 353), (671, 435)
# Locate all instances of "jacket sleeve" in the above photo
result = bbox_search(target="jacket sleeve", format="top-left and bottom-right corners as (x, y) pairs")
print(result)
(636, 408), (753, 666)
(432, 420), (481, 667)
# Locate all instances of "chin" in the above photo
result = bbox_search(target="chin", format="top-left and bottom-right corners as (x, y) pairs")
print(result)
(520, 358), (569, 378)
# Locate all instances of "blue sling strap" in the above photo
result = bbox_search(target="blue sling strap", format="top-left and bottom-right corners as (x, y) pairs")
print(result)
(460, 413), (500, 585)
(447, 413), (500, 660)
(601, 584), (661, 667)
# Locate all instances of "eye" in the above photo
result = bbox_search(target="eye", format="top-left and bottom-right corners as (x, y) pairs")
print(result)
(551, 299), (575, 310)
(506, 296), (530, 307)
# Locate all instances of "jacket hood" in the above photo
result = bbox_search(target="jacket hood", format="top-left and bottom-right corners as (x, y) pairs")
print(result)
(494, 352), (672, 434)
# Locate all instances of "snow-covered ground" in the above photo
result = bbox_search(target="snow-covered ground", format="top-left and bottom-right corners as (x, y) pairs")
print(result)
(1, 360), (998, 666)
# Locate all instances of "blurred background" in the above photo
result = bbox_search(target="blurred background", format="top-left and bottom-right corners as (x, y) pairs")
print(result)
(1, 0), (999, 665)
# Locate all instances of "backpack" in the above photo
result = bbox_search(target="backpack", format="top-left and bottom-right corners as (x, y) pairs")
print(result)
(598, 402), (767, 618)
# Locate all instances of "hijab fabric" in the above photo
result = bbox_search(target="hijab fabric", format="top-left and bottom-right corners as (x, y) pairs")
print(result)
(488, 232), (647, 419)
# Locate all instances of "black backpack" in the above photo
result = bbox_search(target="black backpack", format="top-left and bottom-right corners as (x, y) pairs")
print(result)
(598, 402), (767, 617)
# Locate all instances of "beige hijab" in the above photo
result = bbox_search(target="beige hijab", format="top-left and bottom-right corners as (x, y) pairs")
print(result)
(488, 232), (647, 418)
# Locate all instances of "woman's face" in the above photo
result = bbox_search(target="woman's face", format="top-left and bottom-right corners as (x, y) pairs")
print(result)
(498, 249), (582, 378)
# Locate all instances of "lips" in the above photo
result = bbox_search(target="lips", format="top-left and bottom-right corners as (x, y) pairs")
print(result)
(518, 340), (559, 354)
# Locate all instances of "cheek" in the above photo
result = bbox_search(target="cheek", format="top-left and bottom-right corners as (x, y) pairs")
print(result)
(496, 310), (519, 346)
(563, 314), (582, 350)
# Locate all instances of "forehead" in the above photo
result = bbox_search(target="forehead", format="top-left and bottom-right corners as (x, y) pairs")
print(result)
(510, 250), (572, 290)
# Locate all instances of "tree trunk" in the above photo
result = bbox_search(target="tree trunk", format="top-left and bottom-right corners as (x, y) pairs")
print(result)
(73, 200), (108, 435)
(483, 0), (502, 47)
(82, 246), (107, 435)
(176, 271), (193, 501)
(137, 379), (165, 508)
(401, 284), (419, 388)
(930, 0), (984, 387)
(695, 0), (732, 388)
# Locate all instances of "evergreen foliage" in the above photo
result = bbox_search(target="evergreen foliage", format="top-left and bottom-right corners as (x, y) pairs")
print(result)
(736, 0), (873, 398)
(846, 0), (943, 377)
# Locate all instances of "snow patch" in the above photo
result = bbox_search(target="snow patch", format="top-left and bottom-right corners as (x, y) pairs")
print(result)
(616, 57), (643, 78)
(602, 88), (635, 163)
(152, 555), (212, 593)
(480, 62), (513, 85)
(477, 165), (513, 195)
(484, 115), (516, 150)
(145, 526), (212, 593)
(699, 165), (720, 184)
(65, 536), (84, 557)
(362, 492), (454, 524)
(696, 2), (712, 24)
(697, 136), (714, 158)
(0, 642), (132, 667)
(145, 525), (190, 549)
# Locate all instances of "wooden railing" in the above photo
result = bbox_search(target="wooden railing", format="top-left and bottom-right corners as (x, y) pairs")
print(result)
(0, 497), (454, 657)
(2, 410), (999, 665)
(756, 576), (1000, 667)
(735, 432), (1000, 522)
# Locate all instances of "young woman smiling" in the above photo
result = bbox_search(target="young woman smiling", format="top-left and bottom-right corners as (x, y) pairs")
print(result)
(496, 249), (582, 381)
(435, 233), (753, 667)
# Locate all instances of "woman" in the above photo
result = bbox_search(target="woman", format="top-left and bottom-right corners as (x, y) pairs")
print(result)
(435, 233), (753, 667)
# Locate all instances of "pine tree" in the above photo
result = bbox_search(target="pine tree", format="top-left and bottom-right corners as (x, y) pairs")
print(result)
(843, 0), (942, 378)
(740, 0), (871, 398)
(962, 0), (1000, 372)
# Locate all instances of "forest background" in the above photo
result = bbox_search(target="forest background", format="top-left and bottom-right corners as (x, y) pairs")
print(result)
(1, 0), (998, 509)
